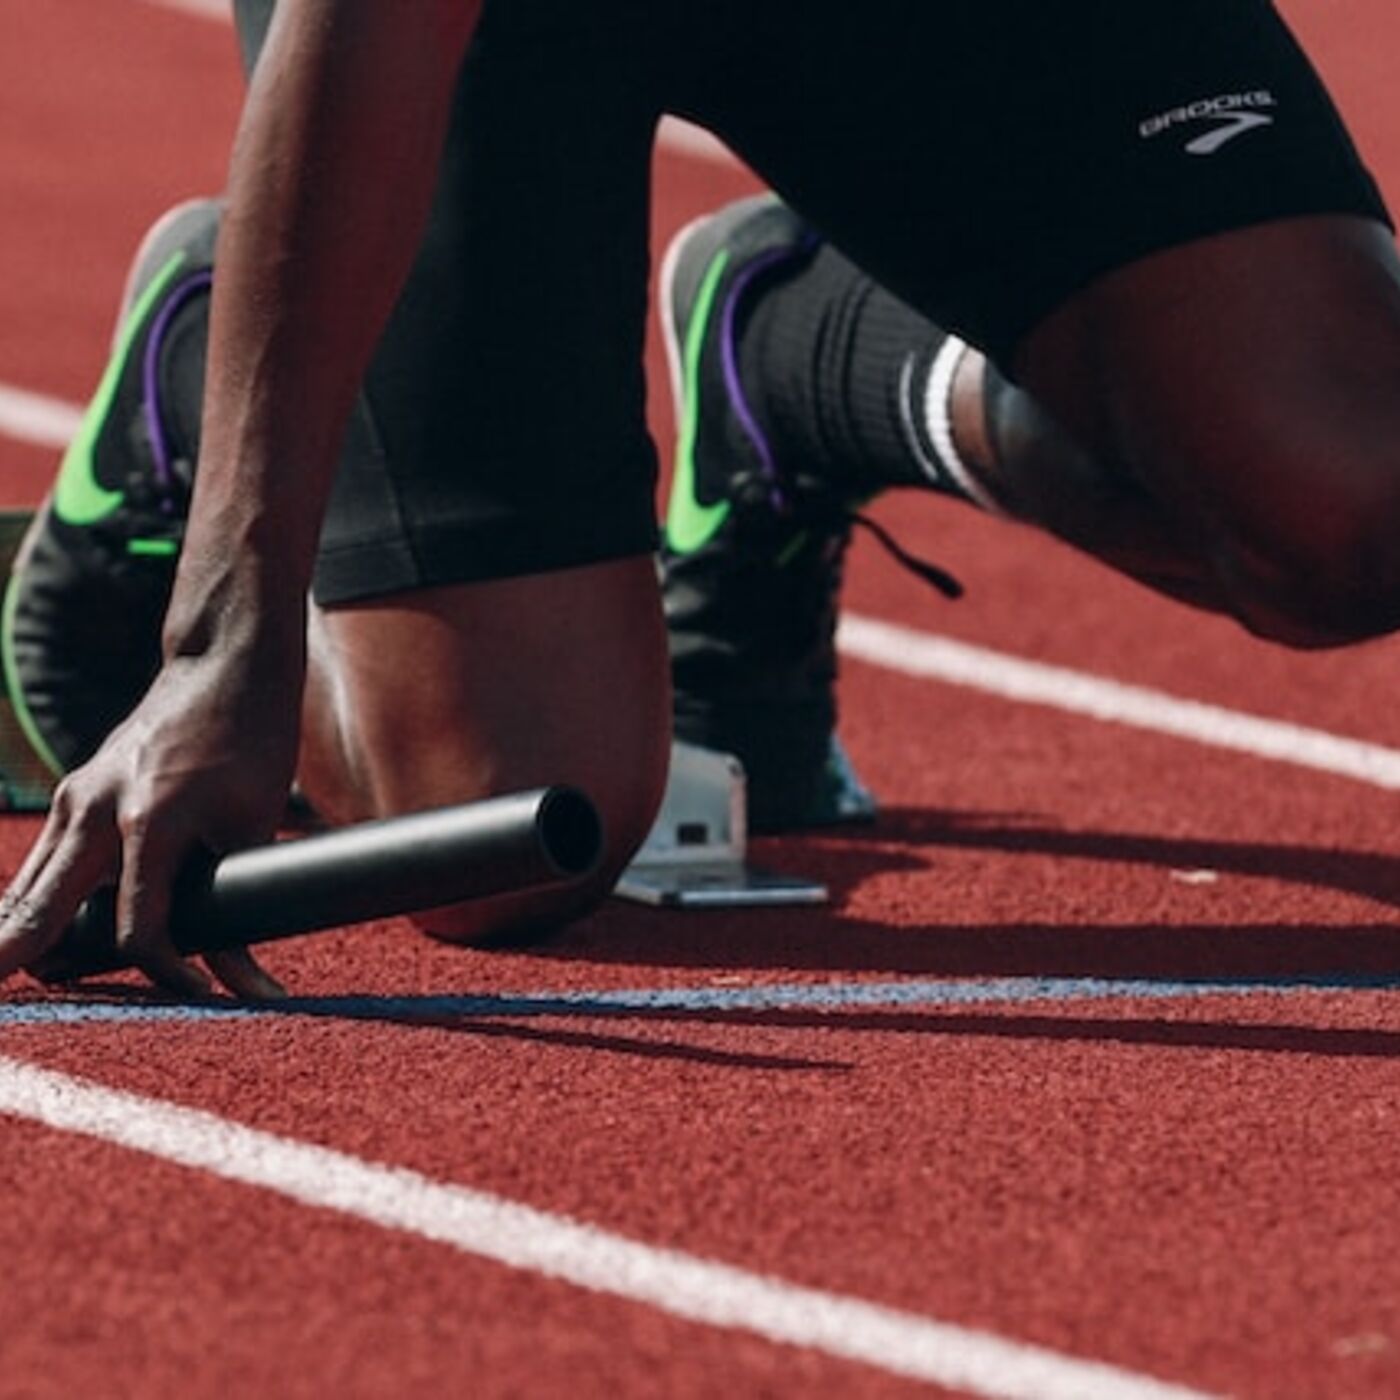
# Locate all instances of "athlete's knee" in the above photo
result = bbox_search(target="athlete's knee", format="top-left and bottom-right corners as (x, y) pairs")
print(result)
(302, 558), (673, 940)
(547, 738), (670, 904)
(1216, 440), (1400, 649)
(408, 732), (669, 944)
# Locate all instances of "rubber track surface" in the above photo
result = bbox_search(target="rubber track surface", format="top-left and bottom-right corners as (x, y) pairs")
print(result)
(2, 4), (1399, 1397)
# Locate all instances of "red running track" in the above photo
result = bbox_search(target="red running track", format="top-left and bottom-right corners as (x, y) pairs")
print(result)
(2, 3), (1400, 1397)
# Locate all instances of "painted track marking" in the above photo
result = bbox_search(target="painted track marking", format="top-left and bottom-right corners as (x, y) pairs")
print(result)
(0, 1055), (1213, 1400)
(839, 614), (1400, 789)
(4, 973), (1397, 1029)
(0, 384), (81, 451)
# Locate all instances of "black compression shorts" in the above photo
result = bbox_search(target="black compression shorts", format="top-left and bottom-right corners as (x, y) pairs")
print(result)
(233, 0), (1391, 604)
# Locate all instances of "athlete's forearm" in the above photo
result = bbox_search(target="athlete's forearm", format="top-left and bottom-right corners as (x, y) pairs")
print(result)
(165, 0), (480, 656)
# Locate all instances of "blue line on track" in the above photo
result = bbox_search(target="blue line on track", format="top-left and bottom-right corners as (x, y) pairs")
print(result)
(2, 973), (1398, 1028)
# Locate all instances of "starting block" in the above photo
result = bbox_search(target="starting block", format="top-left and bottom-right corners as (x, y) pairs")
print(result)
(616, 741), (827, 908)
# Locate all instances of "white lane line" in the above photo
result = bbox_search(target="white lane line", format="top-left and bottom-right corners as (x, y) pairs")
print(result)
(145, 0), (225, 15)
(138, 0), (740, 166)
(0, 1057), (1211, 1400)
(0, 384), (80, 451)
(839, 613), (1400, 790)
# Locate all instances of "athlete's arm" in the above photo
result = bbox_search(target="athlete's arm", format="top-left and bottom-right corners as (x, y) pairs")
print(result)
(182, 0), (479, 629)
(0, 0), (482, 994)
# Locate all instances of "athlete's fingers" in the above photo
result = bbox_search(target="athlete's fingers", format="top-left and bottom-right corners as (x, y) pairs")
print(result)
(0, 779), (84, 923)
(0, 885), (61, 981)
(124, 929), (215, 998)
(1, 826), (63, 921)
(205, 946), (288, 1001)
(0, 812), (119, 982)
(114, 819), (214, 999)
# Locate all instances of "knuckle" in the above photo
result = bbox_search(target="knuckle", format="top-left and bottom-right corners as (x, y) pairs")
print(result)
(112, 919), (147, 952)
(116, 795), (158, 843)
(51, 774), (117, 836)
(115, 886), (164, 943)
(48, 776), (80, 823)
(0, 892), (40, 935)
(115, 902), (171, 956)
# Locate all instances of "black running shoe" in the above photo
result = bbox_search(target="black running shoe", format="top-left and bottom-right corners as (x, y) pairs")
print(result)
(658, 196), (878, 833)
(3, 199), (219, 774)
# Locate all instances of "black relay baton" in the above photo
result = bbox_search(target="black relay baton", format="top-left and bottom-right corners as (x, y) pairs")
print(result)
(33, 786), (604, 983)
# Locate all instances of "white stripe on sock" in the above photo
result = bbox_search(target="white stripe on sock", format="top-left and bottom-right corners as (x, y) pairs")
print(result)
(921, 337), (1006, 515)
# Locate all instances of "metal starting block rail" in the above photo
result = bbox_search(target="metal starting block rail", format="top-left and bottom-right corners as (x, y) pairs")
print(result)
(616, 741), (828, 908)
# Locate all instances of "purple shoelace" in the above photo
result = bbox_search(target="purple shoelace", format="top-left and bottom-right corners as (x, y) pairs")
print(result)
(717, 236), (820, 514)
(140, 268), (214, 510)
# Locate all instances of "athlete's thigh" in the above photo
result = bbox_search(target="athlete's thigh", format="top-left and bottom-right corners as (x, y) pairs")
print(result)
(677, 0), (1390, 369)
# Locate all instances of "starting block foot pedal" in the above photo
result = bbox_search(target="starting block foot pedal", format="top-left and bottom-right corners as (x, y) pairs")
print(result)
(616, 741), (827, 908)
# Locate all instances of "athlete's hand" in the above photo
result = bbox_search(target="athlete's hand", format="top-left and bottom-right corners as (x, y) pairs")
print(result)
(0, 643), (301, 998)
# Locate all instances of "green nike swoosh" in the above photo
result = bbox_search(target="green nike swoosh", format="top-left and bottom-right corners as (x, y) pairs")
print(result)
(53, 252), (186, 527)
(664, 248), (732, 555)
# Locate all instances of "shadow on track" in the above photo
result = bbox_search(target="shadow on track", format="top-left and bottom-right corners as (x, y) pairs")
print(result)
(526, 805), (1400, 980)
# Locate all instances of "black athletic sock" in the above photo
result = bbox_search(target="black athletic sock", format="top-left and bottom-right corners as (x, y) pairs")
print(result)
(738, 244), (1001, 508)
